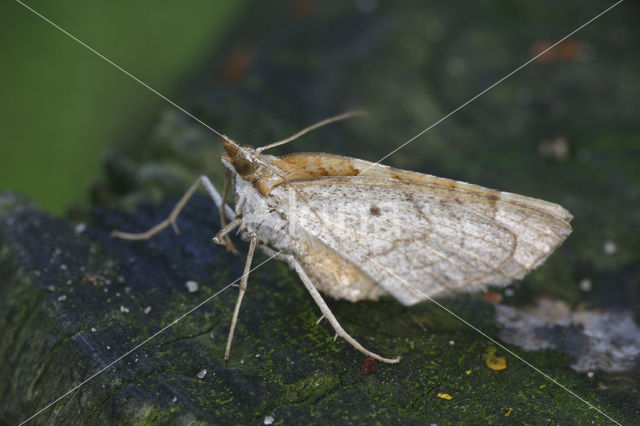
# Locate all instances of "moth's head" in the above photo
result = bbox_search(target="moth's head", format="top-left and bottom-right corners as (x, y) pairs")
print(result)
(220, 135), (260, 180)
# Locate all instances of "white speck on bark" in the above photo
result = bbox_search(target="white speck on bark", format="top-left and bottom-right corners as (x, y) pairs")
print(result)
(263, 415), (275, 425)
(603, 240), (617, 255)
(579, 278), (592, 292)
(186, 280), (199, 293)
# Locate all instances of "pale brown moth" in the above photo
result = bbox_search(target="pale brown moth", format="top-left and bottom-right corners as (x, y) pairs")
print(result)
(112, 112), (573, 364)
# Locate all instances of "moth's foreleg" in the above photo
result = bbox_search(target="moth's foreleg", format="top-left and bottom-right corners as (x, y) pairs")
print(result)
(199, 175), (235, 221)
(215, 169), (237, 253)
(111, 176), (235, 247)
(224, 233), (257, 362)
(212, 218), (241, 248)
(199, 175), (240, 255)
(283, 254), (401, 364)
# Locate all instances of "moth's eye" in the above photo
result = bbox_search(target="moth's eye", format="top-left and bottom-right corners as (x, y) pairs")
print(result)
(234, 158), (255, 176)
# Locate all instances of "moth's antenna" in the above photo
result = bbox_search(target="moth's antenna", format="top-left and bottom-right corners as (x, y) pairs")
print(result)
(256, 110), (365, 153)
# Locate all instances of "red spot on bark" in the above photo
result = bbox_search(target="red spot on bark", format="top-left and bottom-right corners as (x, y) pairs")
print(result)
(484, 291), (502, 304)
(361, 357), (377, 374)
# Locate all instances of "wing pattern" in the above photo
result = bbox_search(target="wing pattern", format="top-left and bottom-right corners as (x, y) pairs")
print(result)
(285, 176), (571, 306)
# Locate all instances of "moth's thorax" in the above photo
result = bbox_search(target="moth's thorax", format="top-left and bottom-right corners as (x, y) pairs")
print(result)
(231, 171), (298, 251)
(220, 139), (301, 253)
(219, 135), (292, 247)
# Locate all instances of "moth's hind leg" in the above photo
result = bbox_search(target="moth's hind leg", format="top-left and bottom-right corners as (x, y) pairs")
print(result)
(224, 233), (258, 362)
(264, 249), (401, 364)
(111, 175), (237, 253)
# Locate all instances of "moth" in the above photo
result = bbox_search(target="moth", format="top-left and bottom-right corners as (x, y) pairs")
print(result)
(112, 112), (572, 364)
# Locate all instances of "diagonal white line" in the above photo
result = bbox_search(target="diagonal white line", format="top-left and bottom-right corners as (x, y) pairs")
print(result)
(18, 250), (281, 426)
(360, 0), (625, 174)
(362, 254), (622, 425)
(13, 0), (225, 139)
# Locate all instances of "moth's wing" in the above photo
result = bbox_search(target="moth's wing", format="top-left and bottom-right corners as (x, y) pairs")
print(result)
(273, 152), (572, 222)
(276, 156), (571, 306)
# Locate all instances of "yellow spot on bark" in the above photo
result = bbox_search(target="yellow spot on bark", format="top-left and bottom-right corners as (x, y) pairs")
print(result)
(505, 407), (513, 417)
(465, 369), (472, 375)
(483, 346), (507, 371)
(437, 393), (452, 400)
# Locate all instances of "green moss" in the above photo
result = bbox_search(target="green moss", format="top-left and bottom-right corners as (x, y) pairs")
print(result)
(282, 374), (340, 405)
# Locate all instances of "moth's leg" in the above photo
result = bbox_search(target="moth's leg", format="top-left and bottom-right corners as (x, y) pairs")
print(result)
(216, 169), (238, 254)
(111, 175), (235, 241)
(224, 233), (258, 362)
(234, 191), (248, 218)
(212, 218), (242, 246)
(265, 249), (400, 364)
(219, 170), (231, 227)
(199, 175), (235, 221)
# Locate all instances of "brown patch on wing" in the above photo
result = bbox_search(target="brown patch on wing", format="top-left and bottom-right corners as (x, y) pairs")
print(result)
(254, 153), (365, 195)
(266, 153), (572, 223)
(274, 153), (363, 179)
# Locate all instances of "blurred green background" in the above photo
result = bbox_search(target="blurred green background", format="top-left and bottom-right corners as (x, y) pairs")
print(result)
(0, 0), (245, 213)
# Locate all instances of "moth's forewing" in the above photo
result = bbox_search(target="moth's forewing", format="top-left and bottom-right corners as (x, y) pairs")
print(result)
(266, 153), (572, 305)
(275, 152), (572, 221)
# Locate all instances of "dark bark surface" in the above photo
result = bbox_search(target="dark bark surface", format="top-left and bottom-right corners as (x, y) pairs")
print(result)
(1, 191), (636, 425)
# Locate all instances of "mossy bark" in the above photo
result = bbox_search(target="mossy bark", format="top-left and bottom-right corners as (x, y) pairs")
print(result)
(0, 192), (635, 424)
